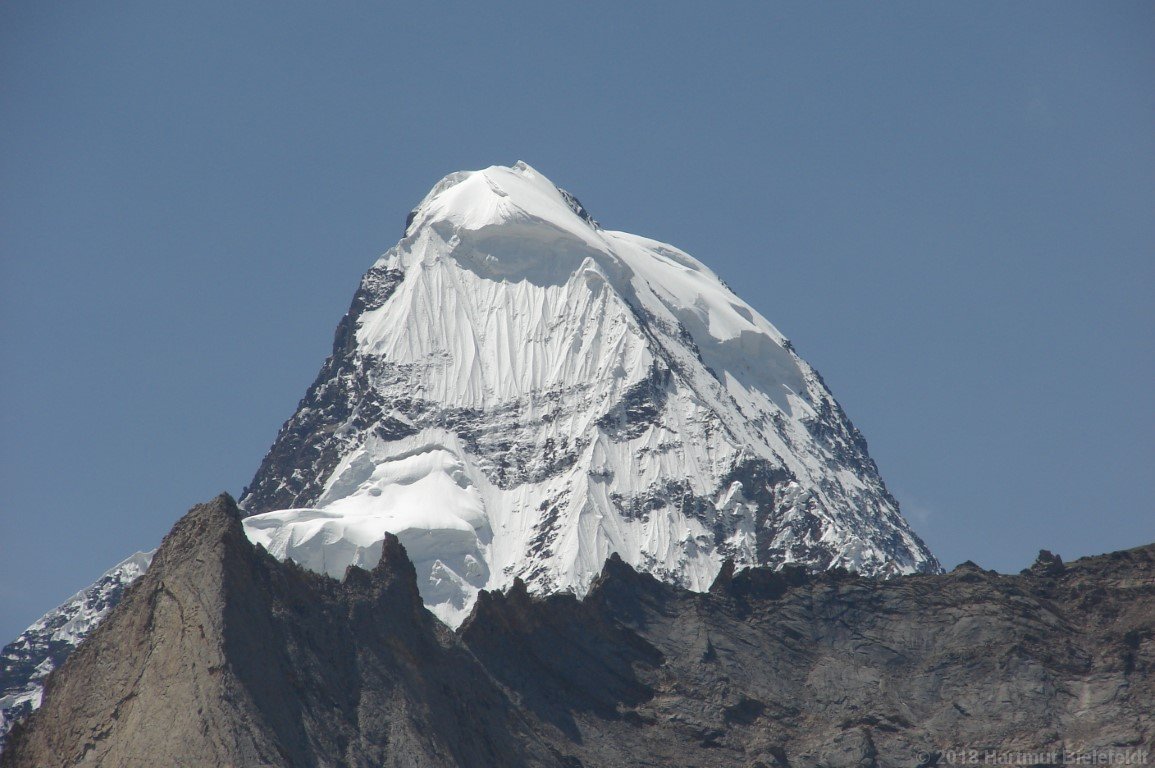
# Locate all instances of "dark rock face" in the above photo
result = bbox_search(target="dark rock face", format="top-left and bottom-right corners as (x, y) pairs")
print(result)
(240, 265), (407, 514)
(464, 548), (1155, 765)
(595, 361), (673, 442)
(6, 497), (1153, 767)
(2, 496), (552, 768)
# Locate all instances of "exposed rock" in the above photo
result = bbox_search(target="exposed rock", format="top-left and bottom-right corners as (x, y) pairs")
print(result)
(0, 551), (152, 746)
(5, 497), (1152, 767)
(1024, 549), (1066, 577)
(2, 496), (550, 767)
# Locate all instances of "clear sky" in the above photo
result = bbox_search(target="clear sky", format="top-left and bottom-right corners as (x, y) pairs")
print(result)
(1, 2), (1152, 641)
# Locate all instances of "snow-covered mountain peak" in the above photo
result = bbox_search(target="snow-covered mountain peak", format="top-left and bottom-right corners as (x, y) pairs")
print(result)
(0, 164), (944, 741)
(407, 162), (602, 251)
(237, 162), (940, 625)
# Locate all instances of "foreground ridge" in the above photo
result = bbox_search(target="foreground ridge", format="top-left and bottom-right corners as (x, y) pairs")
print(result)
(4, 496), (1151, 767)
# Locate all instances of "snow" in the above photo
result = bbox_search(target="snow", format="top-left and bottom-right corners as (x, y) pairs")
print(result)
(408, 161), (607, 254)
(241, 162), (938, 626)
(244, 436), (492, 626)
(17, 551), (152, 646)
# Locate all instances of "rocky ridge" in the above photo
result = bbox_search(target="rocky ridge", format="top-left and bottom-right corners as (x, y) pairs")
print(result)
(4, 496), (1151, 767)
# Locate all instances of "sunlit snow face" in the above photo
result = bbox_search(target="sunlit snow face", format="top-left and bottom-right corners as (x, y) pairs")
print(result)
(240, 162), (937, 628)
(411, 163), (605, 249)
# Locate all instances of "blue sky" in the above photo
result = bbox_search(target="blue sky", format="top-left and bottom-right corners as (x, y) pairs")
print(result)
(1, 1), (1152, 640)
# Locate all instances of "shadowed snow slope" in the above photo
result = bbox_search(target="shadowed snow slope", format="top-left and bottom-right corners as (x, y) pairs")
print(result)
(239, 162), (939, 626)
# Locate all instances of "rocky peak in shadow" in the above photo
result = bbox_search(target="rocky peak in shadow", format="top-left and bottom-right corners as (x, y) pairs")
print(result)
(2, 495), (550, 767)
(4, 496), (1153, 767)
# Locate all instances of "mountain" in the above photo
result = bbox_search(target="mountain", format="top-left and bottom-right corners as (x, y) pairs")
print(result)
(0, 552), (152, 745)
(4, 495), (1151, 767)
(238, 161), (938, 626)
(0, 161), (937, 740)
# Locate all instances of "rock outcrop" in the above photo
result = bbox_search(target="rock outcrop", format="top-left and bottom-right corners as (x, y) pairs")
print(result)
(2, 496), (551, 767)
